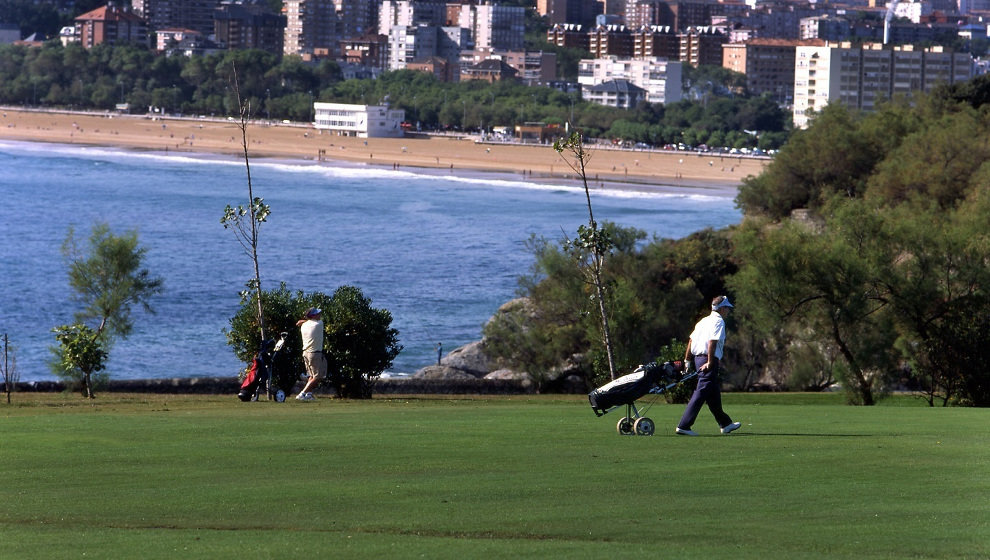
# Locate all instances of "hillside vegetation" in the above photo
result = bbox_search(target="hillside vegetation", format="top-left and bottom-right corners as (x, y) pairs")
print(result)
(485, 77), (990, 406)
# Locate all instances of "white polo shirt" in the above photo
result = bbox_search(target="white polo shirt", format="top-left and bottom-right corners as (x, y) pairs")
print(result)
(689, 311), (727, 359)
(300, 319), (324, 353)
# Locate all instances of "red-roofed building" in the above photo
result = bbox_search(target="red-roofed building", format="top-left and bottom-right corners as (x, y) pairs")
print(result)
(74, 3), (148, 48)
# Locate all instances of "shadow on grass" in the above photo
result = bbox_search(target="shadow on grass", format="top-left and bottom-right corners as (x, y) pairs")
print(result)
(732, 432), (875, 437)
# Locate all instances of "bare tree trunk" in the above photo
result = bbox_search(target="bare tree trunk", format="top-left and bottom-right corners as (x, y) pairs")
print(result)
(3, 333), (9, 404)
(231, 66), (267, 341)
(556, 134), (617, 380)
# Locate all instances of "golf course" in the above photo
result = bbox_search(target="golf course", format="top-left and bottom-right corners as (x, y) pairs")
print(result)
(2, 392), (987, 559)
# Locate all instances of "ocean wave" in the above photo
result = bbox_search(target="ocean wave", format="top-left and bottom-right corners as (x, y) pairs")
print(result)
(252, 159), (724, 202)
(0, 138), (724, 202)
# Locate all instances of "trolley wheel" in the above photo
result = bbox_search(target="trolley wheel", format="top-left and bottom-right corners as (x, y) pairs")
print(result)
(616, 417), (635, 436)
(273, 389), (286, 403)
(634, 417), (655, 436)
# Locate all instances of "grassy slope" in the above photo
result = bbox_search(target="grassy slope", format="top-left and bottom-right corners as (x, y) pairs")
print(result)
(1, 393), (987, 559)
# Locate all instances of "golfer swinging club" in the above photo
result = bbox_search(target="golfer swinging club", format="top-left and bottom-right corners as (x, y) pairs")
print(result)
(294, 307), (326, 401)
(676, 295), (741, 436)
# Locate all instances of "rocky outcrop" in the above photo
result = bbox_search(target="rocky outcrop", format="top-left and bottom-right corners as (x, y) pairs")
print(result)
(413, 339), (499, 379)
(407, 297), (592, 393)
(412, 365), (479, 380)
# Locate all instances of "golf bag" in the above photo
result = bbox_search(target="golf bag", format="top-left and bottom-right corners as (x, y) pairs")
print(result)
(237, 334), (288, 402)
(588, 361), (683, 416)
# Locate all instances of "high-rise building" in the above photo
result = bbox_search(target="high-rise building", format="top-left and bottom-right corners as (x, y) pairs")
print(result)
(214, 0), (285, 54)
(336, 0), (378, 39)
(537, 0), (602, 26)
(624, 0), (664, 29)
(283, 0), (337, 56)
(132, 0), (219, 36)
(378, 0), (446, 36)
(722, 38), (826, 105)
(457, 2), (524, 51)
(387, 24), (438, 70)
(793, 42), (974, 128)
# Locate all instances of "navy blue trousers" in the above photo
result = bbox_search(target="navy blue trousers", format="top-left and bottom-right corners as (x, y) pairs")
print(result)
(677, 356), (733, 430)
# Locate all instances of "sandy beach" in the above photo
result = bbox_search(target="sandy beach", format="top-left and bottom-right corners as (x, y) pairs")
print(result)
(0, 107), (768, 196)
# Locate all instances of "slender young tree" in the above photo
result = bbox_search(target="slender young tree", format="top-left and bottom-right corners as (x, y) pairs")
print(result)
(553, 131), (617, 380)
(52, 222), (163, 398)
(221, 64), (271, 342)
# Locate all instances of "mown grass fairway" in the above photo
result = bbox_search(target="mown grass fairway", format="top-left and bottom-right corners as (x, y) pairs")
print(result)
(1, 393), (987, 559)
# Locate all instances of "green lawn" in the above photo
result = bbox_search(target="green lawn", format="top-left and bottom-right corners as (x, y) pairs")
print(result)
(1, 393), (987, 559)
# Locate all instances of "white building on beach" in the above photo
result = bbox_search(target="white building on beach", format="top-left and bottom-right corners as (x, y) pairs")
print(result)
(313, 102), (405, 137)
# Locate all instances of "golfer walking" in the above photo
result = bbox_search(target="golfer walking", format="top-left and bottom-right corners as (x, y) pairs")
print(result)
(295, 307), (326, 401)
(676, 295), (741, 436)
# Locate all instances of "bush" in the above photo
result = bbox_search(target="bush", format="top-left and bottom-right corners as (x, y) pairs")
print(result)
(50, 323), (110, 398)
(225, 283), (402, 398)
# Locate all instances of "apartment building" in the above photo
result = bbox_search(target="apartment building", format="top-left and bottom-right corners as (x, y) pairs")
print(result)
(583, 79), (647, 108)
(578, 56), (682, 104)
(793, 42), (974, 128)
(554, 23), (723, 67)
(462, 48), (558, 84)
(339, 34), (388, 68)
(283, 0), (337, 56)
(538, 0), (602, 26)
(460, 58), (519, 82)
(132, 0), (218, 36)
(722, 38), (825, 104)
(214, 1), (285, 54)
(589, 24), (635, 57)
(679, 26), (726, 67)
(624, 0), (667, 29)
(74, 4), (147, 48)
(336, 0), (378, 39)
(632, 25), (679, 60)
(378, 0), (446, 35)
(387, 24), (439, 70)
(547, 23), (590, 50)
(458, 2), (525, 51)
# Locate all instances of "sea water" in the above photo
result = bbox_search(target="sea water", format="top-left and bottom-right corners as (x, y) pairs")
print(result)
(0, 140), (742, 382)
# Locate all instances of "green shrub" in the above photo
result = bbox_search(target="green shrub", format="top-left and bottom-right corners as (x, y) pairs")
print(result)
(225, 283), (401, 398)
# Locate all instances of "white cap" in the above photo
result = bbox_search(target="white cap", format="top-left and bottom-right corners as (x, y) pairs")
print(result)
(712, 296), (734, 310)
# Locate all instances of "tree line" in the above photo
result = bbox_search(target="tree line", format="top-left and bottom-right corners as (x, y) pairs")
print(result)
(0, 42), (791, 149)
(483, 77), (990, 407)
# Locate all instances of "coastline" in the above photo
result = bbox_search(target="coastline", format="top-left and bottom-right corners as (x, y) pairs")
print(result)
(2, 107), (749, 384)
(0, 107), (767, 197)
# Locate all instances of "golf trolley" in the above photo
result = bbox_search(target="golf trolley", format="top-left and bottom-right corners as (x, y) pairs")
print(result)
(237, 332), (289, 402)
(588, 361), (698, 436)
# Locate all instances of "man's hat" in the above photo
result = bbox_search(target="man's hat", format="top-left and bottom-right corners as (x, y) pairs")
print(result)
(305, 307), (322, 318)
(711, 296), (734, 310)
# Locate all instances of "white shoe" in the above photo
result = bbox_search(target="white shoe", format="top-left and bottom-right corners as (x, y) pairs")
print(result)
(721, 422), (741, 434)
(675, 427), (698, 436)
(295, 393), (314, 401)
